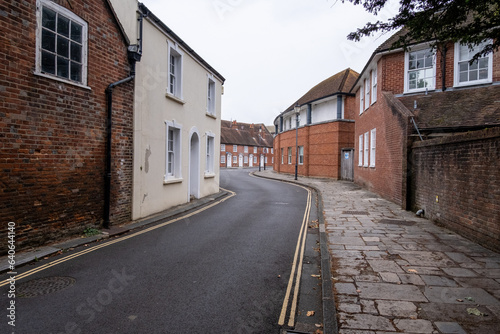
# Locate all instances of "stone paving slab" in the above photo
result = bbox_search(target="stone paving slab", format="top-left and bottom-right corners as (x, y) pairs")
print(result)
(254, 170), (500, 334)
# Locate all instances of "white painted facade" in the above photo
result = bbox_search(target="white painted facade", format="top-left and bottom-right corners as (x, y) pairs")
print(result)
(110, 0), (224, 220)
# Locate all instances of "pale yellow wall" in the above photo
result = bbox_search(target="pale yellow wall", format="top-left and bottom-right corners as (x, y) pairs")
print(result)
(131, 16), (223, 220)
(108, 0), (138, 42)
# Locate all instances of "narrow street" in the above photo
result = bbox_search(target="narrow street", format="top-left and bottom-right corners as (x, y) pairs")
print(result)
(1, 168), (319, 334)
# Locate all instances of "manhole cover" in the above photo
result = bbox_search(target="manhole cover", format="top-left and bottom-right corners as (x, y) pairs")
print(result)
(378, 219), (415, 226)
(343, 211), (369, 215)
(17, 276), (76, 298)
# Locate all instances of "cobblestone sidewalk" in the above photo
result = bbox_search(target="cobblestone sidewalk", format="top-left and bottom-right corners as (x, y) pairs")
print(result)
(255, 170), (500, 334)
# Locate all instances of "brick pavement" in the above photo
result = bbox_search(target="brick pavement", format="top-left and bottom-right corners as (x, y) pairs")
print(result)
(255, 170), (500, 334)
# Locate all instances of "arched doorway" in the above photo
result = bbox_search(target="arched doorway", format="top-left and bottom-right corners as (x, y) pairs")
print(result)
(249, 154), (254, 167)
(189, 131), (200, 200)
(226, 153), (232, 167)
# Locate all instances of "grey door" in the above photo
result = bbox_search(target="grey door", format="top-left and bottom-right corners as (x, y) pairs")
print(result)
(341, 149), (354, 181)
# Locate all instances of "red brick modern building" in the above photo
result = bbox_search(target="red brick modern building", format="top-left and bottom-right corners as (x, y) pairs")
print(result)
(0, 0), (135, 253)
(273, 69), (359, 179)
(352, 33), (500, 250)
(220, 120), (274, 168)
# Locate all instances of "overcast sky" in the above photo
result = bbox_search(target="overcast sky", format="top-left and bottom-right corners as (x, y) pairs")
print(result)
(140, 0), (398, 125)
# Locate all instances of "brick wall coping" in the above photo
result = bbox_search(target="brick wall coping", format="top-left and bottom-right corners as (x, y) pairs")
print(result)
(412, 126), (500, 149)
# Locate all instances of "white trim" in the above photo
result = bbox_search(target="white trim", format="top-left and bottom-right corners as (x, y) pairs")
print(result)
(371, 67), (378, 104)
(358, 134), (363, 167)
(207, 74), (216, 116)
(35, 0), (88, 86)
(404, 45), (436, 93)
(167, 41), (184, 100)
(164, 120), (183, 182)
(359, 85), (364, 115)
(363, 132), (369, 167)
(364, 78), (370, 110)
(205, 131), (215, 175)
(370, 128), (376, 167)
(454, 41), (493, 87)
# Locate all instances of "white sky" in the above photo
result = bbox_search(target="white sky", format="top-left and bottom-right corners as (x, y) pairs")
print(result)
(139, 0), (398, 125)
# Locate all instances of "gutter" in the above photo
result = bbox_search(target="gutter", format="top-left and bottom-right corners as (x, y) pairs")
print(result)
(103, 9), (145, 229)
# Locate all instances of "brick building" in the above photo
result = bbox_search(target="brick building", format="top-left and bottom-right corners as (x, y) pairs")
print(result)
(220, 120), (273, 168)
(353, 32), (500, 250)
(273, 69), (359, 179)
(0, 0), (135, 253)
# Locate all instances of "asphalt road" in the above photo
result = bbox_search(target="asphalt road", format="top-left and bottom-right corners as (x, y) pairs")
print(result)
(1, 168), (314, 334)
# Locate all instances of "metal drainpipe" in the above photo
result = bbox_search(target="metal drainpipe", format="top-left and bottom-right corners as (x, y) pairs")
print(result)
(104, 71), (135, 229)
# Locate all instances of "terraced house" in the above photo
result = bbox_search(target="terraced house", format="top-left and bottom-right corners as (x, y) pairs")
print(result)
(220, 120), (273, 168)
(110, 1), (225, 219)
(0, 0), (225, 254)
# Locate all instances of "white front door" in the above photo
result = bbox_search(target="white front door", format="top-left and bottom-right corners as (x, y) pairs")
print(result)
(249, 154), (253, 167)
(239, 154), (243, 167)
(227, 153), (232, 167)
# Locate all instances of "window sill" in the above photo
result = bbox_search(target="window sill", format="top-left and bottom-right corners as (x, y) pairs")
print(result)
(34, 72), (92, 90)
(453, 80), (492, 89)
(165, 92), (186, 105)
(403, 88), (436, 95)
(163, 177), (183, 185)
(206, 112), (217, 119)
(204, 172), (216, 179)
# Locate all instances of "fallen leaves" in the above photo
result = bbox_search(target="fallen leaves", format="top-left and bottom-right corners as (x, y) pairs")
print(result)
(408, 269), (418, 273)
(467, 308), (487, 317)
(307, 311), (315, 317)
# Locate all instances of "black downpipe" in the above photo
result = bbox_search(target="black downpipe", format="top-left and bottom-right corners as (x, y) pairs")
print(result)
(103, 8), (146, 229)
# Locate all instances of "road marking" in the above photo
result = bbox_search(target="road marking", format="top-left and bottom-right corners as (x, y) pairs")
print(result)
(0, 188), (236, 287)
(277, 185), (312, 327)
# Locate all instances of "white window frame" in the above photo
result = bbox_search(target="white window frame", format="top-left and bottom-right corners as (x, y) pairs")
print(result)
(233, 145), (237, 153)
(254, 156), (257, 164)
(298, 146), (304, 165)
(205, 133), (215, 174)
(454, 41), (493, 87)
(265, 156), (268, 164)
(232, 155), (237, 164)
(165, 121), (182, 182)
(221, 155), (226, 164)
(35, 0), (88, 87)
(244, 146), (248, 153)
(254, 146), (257, 154)
(288, 147), (292, 164)
(404, 46), (436, 93)
(244, 155), (248, 164)
(221, 144), (225, 152)
(207, 75), (216, 115)
(281, 148), (284, 164)
(370, 129), (376, 167)
(359, 85), (364, 115)
(358, 134), (363, 166)
(167, 42), (183, 100)
(364, 78), (370, 110)
(371, 67), (377, 104)
(364, 132), (369, 167)
(271, 148), (274, 154)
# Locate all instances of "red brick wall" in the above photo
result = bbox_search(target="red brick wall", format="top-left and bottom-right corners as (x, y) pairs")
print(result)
(273, 120), (355, 179)
(0, 0), (134, 253)
(409, 128), (500, 252)
(354, 89), (411, 207)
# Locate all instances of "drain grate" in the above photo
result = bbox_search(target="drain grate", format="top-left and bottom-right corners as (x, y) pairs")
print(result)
(378, 219), (415, 226)
(17, 276), (76, 298)
(343, 211), (369, 215)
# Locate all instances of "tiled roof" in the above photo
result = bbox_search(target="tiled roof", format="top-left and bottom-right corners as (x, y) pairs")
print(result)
(221, 120), (273, 147)
(398, 85), (500, 130)
(284, 68), (359, 112)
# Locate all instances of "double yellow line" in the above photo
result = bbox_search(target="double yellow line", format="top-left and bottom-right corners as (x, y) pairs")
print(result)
(278, 185), (312, 327)
(0, 188), (236, 287)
